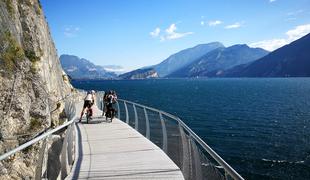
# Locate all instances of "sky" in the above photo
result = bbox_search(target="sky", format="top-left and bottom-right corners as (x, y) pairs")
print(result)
(41, 0), (310, 71)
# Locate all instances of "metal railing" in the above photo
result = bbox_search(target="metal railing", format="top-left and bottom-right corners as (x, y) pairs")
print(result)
(0, 96), (78, 180)
(111, 98), (244, 180)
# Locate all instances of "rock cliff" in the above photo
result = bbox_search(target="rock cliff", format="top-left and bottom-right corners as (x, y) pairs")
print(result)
(0, 0), (73, 178)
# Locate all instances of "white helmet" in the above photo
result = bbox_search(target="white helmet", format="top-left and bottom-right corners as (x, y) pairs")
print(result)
(91, 90), (95, 94)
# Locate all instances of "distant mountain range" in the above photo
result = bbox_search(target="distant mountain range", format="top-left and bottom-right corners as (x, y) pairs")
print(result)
(118, 68), (158, 79)
(62, 33), (310, 80)
(168, 44), (269, 77)
(60, 55), (122, 79)
(153, 42), (224, 77)
(219, 33), (310, 77)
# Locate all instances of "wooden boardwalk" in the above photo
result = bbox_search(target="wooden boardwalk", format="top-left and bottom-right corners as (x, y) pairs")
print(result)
(68, 103), (184, 180)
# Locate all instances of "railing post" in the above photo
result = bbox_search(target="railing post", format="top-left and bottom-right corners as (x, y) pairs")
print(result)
(179, 124), (190, 180)
(144, 107), (150, 140)
(133, 104), (138, 131)
(101, 98), (104, 111)
(60, 128), (70, 179)
(67, 124), (74, 166)
(124, 101), (129, 124)
(159, 112), (167, 153)
(190, 136), (203, 180)
(35, 139), (47, 180)
(116, 101), (120, 118)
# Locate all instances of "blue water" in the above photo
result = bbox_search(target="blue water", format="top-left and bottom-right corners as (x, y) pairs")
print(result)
(72, 78), (310, 180)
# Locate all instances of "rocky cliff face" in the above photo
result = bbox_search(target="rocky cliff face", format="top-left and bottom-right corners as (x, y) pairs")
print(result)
(0, 0), (73, 178)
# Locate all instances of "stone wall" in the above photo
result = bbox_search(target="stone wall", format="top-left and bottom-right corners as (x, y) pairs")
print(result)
(0, 0), (74, 178)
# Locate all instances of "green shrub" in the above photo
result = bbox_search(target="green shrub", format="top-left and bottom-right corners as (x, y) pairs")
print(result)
(24, 50), (40, 73)
(25, 50), (40, 62)
(62, 74), (68, 82)
(5, 0), (14, 17)
(0, 31), (25, 73)
(30, 62), (37, 73)
(30, 118), (42, 130)
(37, 0), (42, 10)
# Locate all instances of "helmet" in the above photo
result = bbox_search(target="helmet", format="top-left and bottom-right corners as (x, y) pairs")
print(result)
(91, 90), (95, 94)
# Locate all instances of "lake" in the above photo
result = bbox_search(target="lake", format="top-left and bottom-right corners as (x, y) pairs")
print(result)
(72, 78), (310, 180)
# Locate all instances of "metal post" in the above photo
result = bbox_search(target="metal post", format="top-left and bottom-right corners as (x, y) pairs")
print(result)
(67, 124), (74, 166)
(179, 124), (190, 180)
(35, 139), (47, 180)
(116, 101), (120, 118)
(124, 101), (129, 124)
(60, 129), (70, 179)
(144, 107), (150, 140)
(133, 104), (139, 131)
(101, 99), (104, 111)
(159, 112), (167, 153)
(190, 136), (203, 180)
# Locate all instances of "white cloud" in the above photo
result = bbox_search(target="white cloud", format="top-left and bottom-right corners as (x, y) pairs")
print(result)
(208, 20), (222, 26)
(250, 39), (287, 52)
(151, 23), (193, 41)
(164, 23), (193, 40)
(286, 24), (310, 40)
(150, 27), (161, 37)
(269, 0), (276, 3)
(64, 26), (80, 38)
(200, 21), (205, 26)
(166, 23), (177, 34)
(250, 24), (310, 51)
(225, 22), (241, 29)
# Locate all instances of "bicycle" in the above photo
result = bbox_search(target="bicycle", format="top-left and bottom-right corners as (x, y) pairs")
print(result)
(86, 107), (92, 123)
(105, 104), (116, 122)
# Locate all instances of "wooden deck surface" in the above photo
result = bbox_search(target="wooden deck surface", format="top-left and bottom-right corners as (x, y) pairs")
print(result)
(68, 103), (184, 180)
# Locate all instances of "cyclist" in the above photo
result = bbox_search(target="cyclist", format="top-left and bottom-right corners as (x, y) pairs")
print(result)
(79, 90), (96, 122)
(105, 90), (117, 121)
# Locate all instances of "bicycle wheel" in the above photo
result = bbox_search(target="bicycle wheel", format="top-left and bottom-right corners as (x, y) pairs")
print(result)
(86, 110), (89, 124)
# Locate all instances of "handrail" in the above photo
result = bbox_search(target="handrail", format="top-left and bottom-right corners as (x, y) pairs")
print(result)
(116, 98), (244, 180)
(0, 97), (78, 180)
(0, 118), (76, 161)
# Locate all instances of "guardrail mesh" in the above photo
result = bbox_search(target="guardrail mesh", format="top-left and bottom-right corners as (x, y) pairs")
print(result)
(112, 98), (243, 180)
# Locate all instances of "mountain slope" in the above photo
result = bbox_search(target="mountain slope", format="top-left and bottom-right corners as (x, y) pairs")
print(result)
(60, 54), (117, 79)
(118, 68), (158, 79)
(168, 44), (269, 77)
(223, 33), (310, 77)
(154, 42), (224, 77)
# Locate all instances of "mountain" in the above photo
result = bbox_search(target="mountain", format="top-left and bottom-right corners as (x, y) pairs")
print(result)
(223, 33), (310, 77)
(101, 65), (126, 75)
(153, 42), (224, 77)
(118, 68), (158, 79)
(60, 55), (117, 79)
(168, 44), (269, 77)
